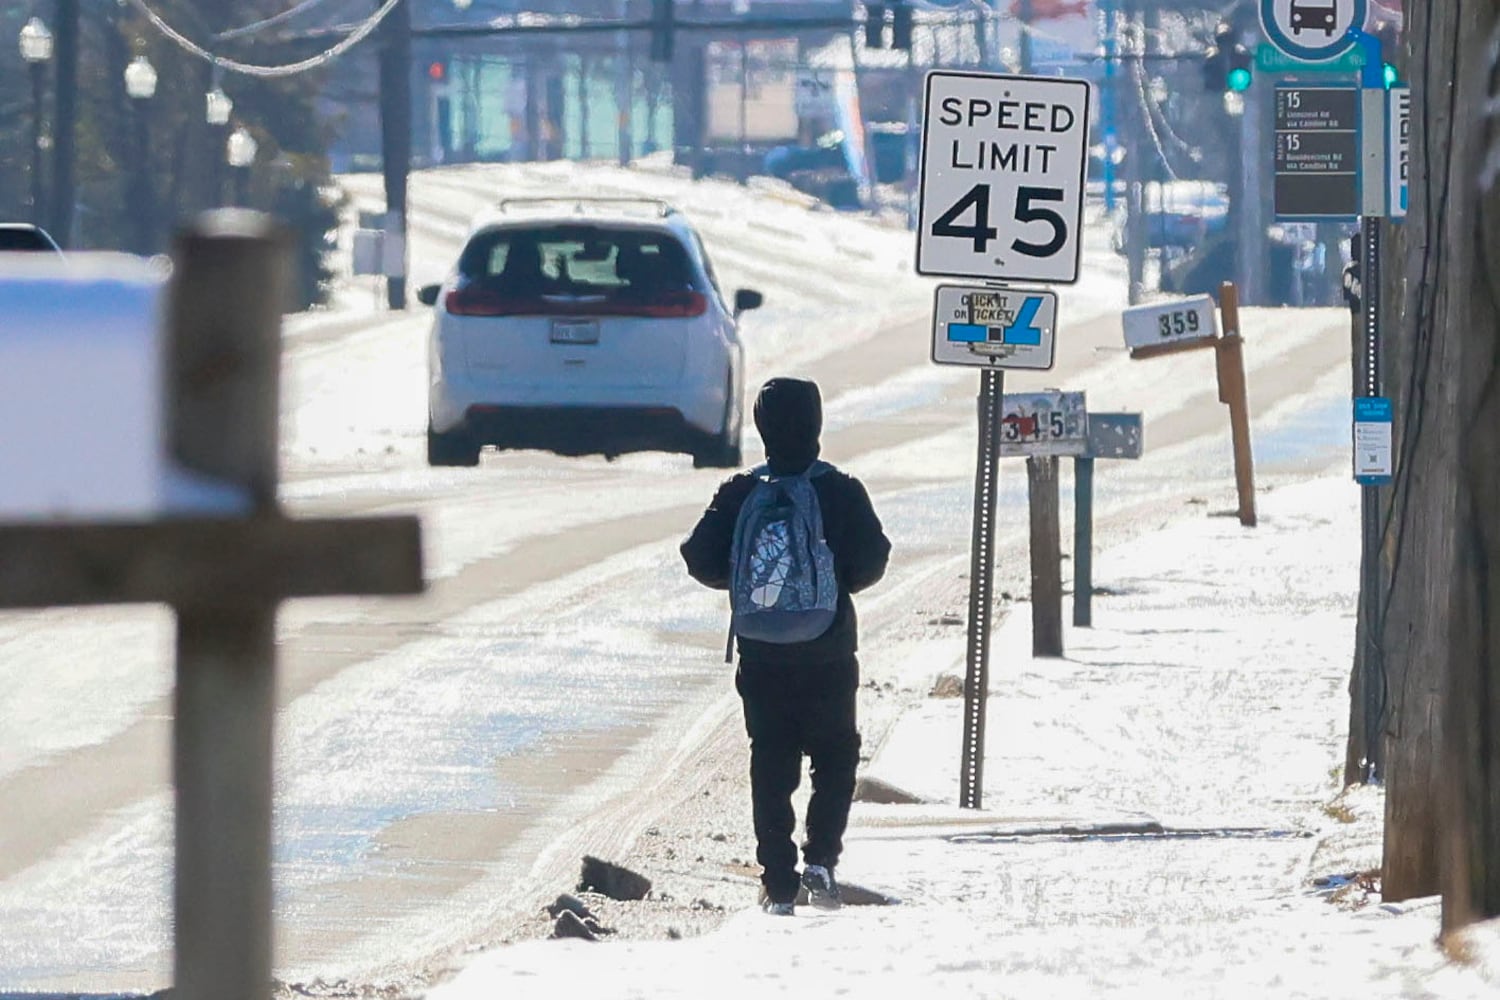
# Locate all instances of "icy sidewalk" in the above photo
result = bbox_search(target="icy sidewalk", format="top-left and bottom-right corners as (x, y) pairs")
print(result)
(425, 479), (1497, 999)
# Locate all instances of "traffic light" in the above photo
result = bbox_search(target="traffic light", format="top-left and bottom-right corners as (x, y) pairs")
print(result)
(865, 4), (887, 50)
(426, 59), (447, 84)
(650, 0), (674, 63)
(891, 2), (913, 51)
(1203, 25), (1252, 93)
(1374, 20), (1401, 89)
(1227, 46), (1253, 93)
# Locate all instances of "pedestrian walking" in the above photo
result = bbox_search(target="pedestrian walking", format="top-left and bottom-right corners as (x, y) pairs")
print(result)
(681, 377), (891, 916)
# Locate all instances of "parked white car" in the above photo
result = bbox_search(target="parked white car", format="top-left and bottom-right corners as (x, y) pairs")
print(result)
(419, 198), (761, 468)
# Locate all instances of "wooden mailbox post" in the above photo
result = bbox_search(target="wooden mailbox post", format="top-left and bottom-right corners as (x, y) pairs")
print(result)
(0, 214), (424, 1000)
(1123, 281), (1256, 528)
(998, 391), (1088, 659)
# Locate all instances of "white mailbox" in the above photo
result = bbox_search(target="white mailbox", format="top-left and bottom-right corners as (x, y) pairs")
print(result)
(1121, 294), (1220, 351)
(0, 254), (246, 522)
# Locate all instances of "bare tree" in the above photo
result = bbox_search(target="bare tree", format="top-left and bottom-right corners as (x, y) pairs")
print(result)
(1379, 1), (1500, 929)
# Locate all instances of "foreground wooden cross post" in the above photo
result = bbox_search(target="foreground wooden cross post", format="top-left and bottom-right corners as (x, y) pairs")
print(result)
(0, 213), (424, 1000)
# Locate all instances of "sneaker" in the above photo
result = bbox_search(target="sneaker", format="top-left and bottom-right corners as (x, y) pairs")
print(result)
(758, 887), (795, 916)
(801, 864), (841, 910)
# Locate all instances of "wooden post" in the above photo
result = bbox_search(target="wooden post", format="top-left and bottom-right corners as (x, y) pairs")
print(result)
(1072, 456), (1094, 628)
(1027, 455), (1064, 657)
(168, 214), (285, 1000)
(1216, 282), (1257, 528)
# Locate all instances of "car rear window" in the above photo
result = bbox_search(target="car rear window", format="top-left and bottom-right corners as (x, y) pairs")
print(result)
(458, 226), (703, 297)
(0, 227), (58, 252)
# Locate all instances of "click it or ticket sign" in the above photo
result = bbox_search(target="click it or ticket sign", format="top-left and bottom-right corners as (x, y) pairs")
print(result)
(917, 71), (1091, 285)
(931, 284), (1058, 370)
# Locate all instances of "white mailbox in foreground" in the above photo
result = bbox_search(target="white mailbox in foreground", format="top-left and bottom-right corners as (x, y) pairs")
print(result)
(1121, 294), (1219, 352)
(0, 255), (244, 522)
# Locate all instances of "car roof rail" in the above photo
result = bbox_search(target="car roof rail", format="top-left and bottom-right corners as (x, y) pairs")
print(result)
(496, 197), (679, 218)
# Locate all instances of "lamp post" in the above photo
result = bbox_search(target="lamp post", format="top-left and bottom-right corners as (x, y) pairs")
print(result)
(206, 86), (233, 205)
(227, 127), (257, 207)
(124, 54), (157, 254)
(19, 17), (52, 225)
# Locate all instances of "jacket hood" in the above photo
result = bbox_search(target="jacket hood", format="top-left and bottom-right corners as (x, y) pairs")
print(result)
(754, 377), (822, 475)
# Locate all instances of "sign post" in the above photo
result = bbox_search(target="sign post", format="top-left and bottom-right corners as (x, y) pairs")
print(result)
(1073, 413), (1144, 629)
(918, 68), (1090, 809)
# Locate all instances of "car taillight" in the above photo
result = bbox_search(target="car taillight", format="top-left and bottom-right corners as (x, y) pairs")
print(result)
(633, 290), (708, 319)
(445, 285), (708, 319)
(445, 286), (540, 316)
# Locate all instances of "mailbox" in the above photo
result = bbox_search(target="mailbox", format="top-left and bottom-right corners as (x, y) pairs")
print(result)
(0, 254), (246, 522)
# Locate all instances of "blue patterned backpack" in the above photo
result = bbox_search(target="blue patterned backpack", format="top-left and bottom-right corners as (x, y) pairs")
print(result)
(726, 462), (838, 660)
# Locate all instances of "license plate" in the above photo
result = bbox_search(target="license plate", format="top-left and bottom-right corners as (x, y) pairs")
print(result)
(549, 320), (599, 345)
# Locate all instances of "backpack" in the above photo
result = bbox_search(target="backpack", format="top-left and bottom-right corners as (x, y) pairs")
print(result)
(726, 461), (838, 661)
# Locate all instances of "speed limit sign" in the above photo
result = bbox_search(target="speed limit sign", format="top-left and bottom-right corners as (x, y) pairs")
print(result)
(917, 71), (1091, 284)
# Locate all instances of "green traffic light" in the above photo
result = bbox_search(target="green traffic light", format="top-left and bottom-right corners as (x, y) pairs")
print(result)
(1227, 67), (1252, 92)
(1382, 62), (1399, 89)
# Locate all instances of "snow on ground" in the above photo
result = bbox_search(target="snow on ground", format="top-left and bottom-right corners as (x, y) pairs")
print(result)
(427, 478), (1498, 1000)
(0, 158), (1420, 995)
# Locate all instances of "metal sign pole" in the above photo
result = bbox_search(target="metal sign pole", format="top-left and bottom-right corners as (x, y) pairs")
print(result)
(960, 368), (1004, 810)
(1358, 214), (1385, 782)
(1072, 455), (1095, 628)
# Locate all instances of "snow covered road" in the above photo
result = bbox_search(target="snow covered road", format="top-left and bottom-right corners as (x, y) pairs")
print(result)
(0, 161), (1360, 995)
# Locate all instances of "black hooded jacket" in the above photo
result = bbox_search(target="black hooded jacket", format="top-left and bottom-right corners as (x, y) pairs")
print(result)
(680, 378), (891, 668)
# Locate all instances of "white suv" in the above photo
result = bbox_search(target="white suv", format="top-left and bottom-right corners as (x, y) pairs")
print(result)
(418, 198), (760, 468)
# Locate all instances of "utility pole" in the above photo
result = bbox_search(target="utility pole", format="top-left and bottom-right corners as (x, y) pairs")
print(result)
(616, 0), (634, 166)
(50, 0), (78, 248)
(1100, 0), (1118, 213)
(377, 0), (411, 309)
(1234, 18), (1265, 305)
(1122, 1), (1146, 304)
(1017, 0), (1033, 73)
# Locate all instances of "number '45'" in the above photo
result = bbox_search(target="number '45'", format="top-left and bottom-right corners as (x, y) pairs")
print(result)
(931, 184), (1068, 258)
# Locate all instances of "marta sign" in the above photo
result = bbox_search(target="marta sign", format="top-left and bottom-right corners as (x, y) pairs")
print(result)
(917, 71), (1091, 284)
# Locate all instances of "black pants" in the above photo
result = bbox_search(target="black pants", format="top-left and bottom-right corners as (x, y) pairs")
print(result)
(736, 656), (861, 904)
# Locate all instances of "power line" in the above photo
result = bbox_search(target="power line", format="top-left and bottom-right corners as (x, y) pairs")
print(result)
(122, 0), (400, 78)
(1130, 57), (1183, 181)
(215, 0), (337, 42)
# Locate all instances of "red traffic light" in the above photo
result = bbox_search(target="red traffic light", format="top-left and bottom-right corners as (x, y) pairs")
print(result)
(427, 60), (447, 83)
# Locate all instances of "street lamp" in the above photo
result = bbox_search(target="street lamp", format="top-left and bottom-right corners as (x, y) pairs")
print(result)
(19, 17), (53, 225)
(227, 126), (257, 206)
(124, 55), (157, 254)
(206, 87), (232, 126)
(206, 87), (233, 205)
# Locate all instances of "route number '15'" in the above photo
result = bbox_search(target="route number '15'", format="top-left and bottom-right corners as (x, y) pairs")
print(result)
(931, 184), (1069, 258)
